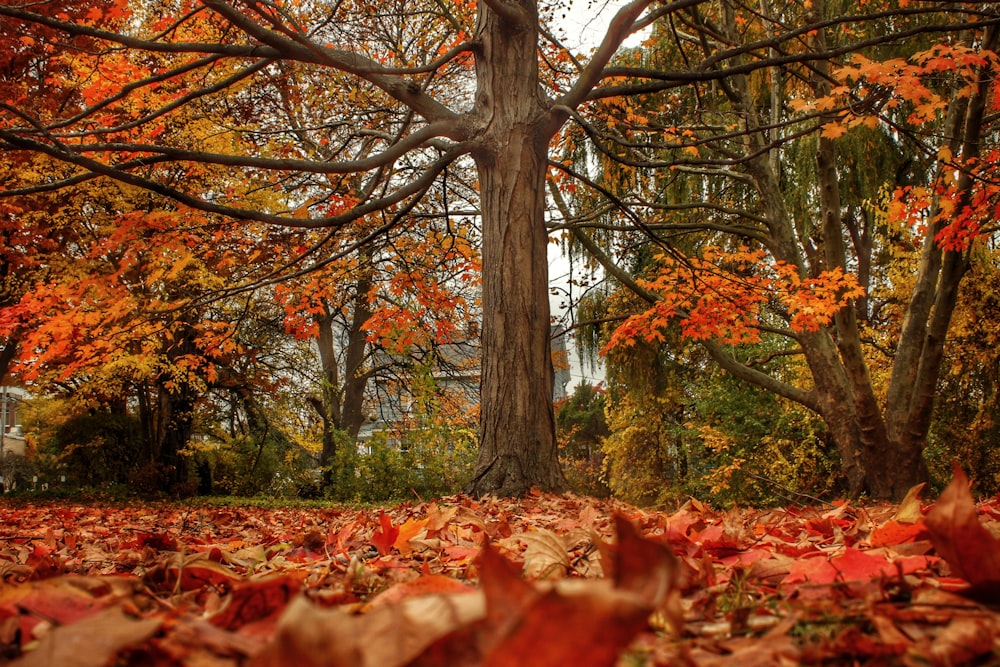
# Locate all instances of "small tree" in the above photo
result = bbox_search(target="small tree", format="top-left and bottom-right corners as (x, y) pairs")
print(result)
(556, 383), (610, 496)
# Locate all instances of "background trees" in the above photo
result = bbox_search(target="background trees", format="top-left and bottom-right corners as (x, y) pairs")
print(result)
(2, 0), (999, 500)
(561, 1), (1000, 500)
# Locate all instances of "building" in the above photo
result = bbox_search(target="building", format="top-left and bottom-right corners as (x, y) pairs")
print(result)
(0, 385), (27, 458)
(358, 326), (571, 442)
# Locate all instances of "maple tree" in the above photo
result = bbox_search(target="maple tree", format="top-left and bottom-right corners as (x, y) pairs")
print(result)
(275, 216), (481, 482)
(0, 2), (298, 490)
(563, 1), (1000, 499)
(0, 0), (107, 383)
(0, 0), (476, 494)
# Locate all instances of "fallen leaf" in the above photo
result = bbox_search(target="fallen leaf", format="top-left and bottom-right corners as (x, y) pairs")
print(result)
(869, 519), (928, 547)
(830, 547), (896, 582)
(10, 606), (160, 667)
(394, 517), (430, 555)
(153, 552), (242, 592)
(209, 574), (302, 630)
(782, 554), (840, 590)
(613, 514), (683, 605)
(894, 483), (926, 523)
(372, 511), (400, 556)
(929, 615), (996, 664)
(250, 588), (485, 667)
(518, 528), (570, 579)
(925, 464), (1000, 600)
(367, 574), (475, 609)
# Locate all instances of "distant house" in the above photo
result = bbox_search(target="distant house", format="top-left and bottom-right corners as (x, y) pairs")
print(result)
(358, 325), (571, 442)
(551, 325), (572, 403)
(0, 385), (27, 458)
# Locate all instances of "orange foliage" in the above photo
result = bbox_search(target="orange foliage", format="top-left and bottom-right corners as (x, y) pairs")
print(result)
(602, 247), (865, 354)
(801, 43), (1000, 255)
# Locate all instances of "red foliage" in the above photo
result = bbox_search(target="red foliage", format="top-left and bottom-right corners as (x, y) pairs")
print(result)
(1, 475), (999, 665)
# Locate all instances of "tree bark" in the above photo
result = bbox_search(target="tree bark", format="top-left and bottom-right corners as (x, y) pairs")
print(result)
(465, 0), (566, 496)
(313, 307), (341, 467)
(154, 383), (195, 491)
(340, 277), (373, 441)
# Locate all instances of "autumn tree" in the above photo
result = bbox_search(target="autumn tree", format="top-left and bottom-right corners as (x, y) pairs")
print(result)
(1, 0), (482, 495)
(562, 1), (1000, 499)
(6, 189), (273, 490)
(276, 214), (481, 479)
(0, 0), (107, 382)
(4, 0), (997, 497)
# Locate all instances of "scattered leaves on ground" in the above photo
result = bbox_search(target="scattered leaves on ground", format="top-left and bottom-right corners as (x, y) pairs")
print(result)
(1, 470), (999, 665)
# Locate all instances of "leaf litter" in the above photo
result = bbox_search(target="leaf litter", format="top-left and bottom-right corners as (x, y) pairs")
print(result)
(1, 468), (999, 666)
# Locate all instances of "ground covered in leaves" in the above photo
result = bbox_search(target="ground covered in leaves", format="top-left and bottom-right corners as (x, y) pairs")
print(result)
(1, 469), (999, 666)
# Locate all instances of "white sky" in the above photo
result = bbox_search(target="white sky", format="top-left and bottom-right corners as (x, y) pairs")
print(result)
(547, 0), (631, 390)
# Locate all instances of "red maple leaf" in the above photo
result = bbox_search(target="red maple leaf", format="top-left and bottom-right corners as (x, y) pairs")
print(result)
(371, 511), (400, 556)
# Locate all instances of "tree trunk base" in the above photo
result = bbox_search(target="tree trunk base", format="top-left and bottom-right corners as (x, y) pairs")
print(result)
(465, 453), (567, 498)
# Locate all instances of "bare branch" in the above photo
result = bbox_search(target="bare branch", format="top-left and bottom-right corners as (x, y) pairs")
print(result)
(10, 121), (466, 174)
(589, 14), (1000, 99)
(0, 129), (470, 228)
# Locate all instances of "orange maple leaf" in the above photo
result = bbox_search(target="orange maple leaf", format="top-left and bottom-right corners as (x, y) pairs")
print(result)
(371, 511), (400, 556)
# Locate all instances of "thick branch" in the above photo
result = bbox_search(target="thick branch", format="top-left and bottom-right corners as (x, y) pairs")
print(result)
(22, 121), (467, 175)
(0, 131), (469, 228)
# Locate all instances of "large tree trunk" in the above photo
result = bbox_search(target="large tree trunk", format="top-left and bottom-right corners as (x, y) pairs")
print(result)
(873, 24), (997, 499)
(154, 383), (195, 491)
(465, 0), (566, 496)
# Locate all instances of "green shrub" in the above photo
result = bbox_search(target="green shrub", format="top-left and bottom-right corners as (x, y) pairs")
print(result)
(52, 412), (144, 487)
(322, 425), (476, 504)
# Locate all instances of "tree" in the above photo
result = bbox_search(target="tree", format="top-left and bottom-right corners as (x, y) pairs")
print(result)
(277, 217), (480, 479)
(2, 0), (996, 497)
(562, 1), (1000, 499)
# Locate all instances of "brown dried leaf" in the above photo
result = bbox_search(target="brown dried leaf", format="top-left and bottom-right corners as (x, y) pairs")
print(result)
(894, 482), (926, 524)
(518, 528), (570, 579)
(10, 606), (160, 667)
(925, 464), (1000, 600)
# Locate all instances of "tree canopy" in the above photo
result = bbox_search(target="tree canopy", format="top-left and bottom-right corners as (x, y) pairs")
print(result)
(2, 0), (999, 498)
